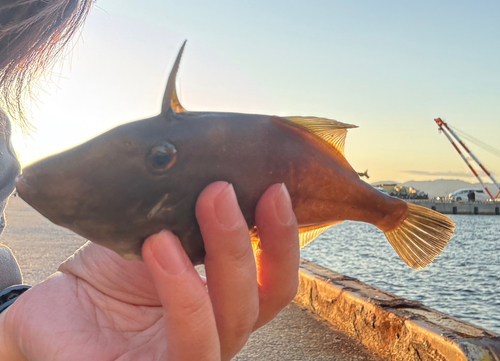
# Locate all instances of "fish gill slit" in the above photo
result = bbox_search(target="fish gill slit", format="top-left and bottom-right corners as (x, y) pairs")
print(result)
(147, 193), (170, 219)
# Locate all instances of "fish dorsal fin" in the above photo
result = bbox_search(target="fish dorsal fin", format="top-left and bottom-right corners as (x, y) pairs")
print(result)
(161, 40), (187, 115)
(284, 116), (357, 156)
(250, 222), (340, 253)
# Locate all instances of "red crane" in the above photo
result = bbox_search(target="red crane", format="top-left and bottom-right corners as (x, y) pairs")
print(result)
(434, 118), (500, 200)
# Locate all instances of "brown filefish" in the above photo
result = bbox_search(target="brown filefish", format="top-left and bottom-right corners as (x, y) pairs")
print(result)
(15, 42), (455, 269)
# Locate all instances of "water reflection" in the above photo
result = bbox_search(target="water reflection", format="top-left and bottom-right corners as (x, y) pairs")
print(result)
(301, 215), (500, 333)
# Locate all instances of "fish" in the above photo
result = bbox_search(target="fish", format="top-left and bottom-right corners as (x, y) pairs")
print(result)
(15, 42), (455, 269)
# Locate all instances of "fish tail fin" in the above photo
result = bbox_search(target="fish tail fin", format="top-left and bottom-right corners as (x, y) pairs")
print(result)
(384, 203), (455, 270)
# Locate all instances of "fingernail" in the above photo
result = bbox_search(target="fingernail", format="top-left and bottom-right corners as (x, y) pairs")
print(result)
(214, 184), (243, 230)
(274, 183), (294, 225)
(151, 230), (188, 275)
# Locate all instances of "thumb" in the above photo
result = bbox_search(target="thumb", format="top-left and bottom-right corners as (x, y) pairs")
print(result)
(142, 231), (220, 361)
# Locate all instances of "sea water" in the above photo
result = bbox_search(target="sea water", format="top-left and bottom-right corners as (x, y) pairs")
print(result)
(301, 215), (500, 334)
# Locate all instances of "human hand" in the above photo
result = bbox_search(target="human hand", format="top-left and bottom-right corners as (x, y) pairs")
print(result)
(0, 182), (299, 361)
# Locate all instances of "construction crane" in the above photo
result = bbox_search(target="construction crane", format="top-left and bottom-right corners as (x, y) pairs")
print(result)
(434, 118), (500, 200)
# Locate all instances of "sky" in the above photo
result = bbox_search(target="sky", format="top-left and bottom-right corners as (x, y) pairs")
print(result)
(11, 0), (500, 186)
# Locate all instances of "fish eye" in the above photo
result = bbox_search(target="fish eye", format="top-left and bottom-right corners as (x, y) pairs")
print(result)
(147, 142), (177, 173)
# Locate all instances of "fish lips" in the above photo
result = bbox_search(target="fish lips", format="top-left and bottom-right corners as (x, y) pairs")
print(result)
(15, 174), (34, 202)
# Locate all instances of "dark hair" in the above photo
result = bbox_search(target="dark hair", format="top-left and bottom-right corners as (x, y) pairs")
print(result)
(0, 0), (94, 132)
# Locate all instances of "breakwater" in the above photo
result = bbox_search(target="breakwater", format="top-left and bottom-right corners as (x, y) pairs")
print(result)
(302, 216), (500, 334)
(295, 259), (500, 361)
(408, 200), (500, 215)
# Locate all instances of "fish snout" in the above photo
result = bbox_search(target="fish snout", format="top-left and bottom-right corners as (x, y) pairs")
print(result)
(15, 168), (84, 225)
(15, 171), (54, 208)
(15, 174), (35, 200)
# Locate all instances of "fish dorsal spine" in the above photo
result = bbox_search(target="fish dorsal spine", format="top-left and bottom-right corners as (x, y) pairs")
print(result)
(161, 40), (187, 116)
(283, 116), (357, 156)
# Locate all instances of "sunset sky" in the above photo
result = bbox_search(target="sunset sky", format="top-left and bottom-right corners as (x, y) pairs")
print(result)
(11, 0), (500, 186)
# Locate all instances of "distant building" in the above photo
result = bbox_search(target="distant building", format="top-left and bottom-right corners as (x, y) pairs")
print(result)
(372, 183), (397, 194)
(371, 183), (428, 200)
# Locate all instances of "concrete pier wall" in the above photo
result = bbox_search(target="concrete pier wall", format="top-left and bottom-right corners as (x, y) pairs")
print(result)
(408, 200), (500, 215)
(294, 259), (500, 361)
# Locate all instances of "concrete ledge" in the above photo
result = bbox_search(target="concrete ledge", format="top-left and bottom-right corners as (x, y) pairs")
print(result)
(294, 259), (500, 361)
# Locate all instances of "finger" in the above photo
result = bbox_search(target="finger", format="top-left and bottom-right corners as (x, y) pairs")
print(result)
(253, 183), (299, 330)
(143, 231), (220, 361)
(196, 182), (259, 361)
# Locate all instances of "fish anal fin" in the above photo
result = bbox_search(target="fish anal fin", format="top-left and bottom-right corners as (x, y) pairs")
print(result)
(385, 203), (455, 270)
(250, 222), (339, 253)
(298, 222), (339, 249)
(250, 227), (261, 253)
(284, 116), (357, 157)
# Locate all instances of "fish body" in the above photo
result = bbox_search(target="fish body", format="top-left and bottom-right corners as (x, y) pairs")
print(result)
(15, 43), (454, 268)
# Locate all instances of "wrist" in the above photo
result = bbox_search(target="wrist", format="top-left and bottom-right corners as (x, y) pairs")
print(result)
(0, 285), (31, 314)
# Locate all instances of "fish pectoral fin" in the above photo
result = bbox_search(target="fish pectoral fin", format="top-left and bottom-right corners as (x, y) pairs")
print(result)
(384, 203), (455, 270)
(249, 222), (340, 253)
(284, 116), (357, 156)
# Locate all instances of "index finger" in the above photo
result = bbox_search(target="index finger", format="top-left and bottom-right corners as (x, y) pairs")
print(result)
(253, 183), (300, 330)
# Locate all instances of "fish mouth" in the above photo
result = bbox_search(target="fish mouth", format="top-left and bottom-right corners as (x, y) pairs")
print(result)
(14, 174), (34, 201)
(15, 172), (62, 217)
